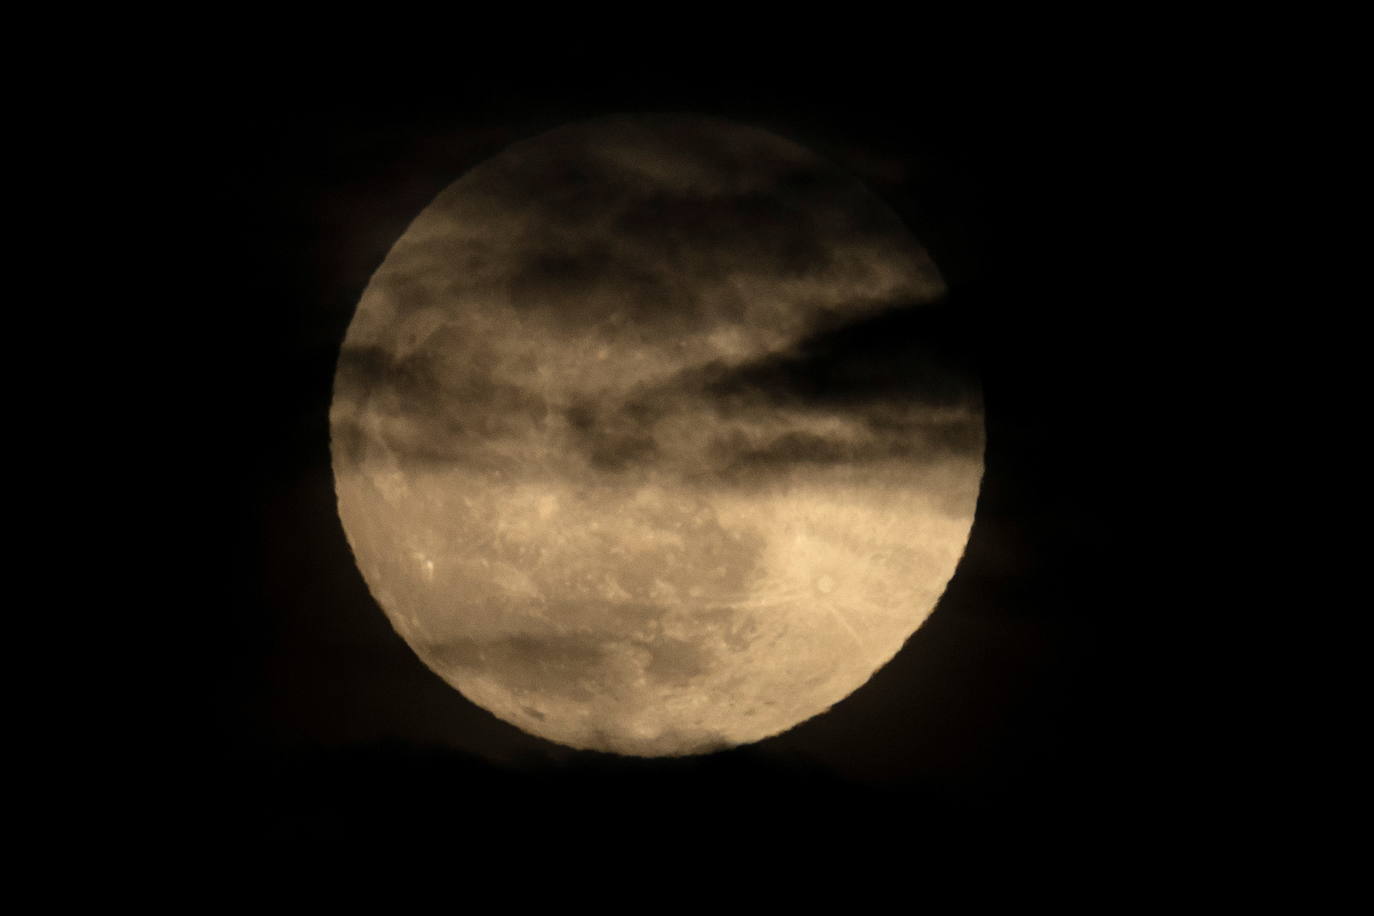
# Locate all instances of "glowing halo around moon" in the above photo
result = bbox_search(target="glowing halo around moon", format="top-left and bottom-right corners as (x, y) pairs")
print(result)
(330, 115), (984, 757)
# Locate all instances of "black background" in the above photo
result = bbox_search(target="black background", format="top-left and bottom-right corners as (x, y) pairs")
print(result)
(132, 50), (1184, 880)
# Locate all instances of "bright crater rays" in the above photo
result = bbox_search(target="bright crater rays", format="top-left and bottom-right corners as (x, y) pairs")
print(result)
(331, 115), (983, 756)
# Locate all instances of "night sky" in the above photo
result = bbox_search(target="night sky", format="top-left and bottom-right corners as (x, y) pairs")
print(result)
(150, 58), (1172, 876)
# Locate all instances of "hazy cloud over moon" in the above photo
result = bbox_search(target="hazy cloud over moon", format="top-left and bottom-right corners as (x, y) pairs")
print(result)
(331, 115), (983, 756)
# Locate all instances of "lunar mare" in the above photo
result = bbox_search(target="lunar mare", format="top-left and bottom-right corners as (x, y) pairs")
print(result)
(331, 115), (983, 756)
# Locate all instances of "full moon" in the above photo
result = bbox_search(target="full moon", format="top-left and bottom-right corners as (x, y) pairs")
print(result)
(331, 115), (984, 756)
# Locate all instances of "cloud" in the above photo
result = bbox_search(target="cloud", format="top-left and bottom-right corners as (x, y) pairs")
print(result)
(331, 116), (979, 487)
(350, 115), (942, 361)
(559, 295), (984, 480)
(332, 293), (982, 487)
(704, 295), (979, 411)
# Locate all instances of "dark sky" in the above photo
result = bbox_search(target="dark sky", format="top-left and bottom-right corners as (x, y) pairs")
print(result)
(150, 58), (1172, 875)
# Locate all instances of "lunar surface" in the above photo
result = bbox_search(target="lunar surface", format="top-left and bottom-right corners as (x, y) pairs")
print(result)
(331, 115), (984, 756)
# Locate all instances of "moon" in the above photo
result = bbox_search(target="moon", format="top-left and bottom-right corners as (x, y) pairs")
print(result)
(331, 115), (984, 757)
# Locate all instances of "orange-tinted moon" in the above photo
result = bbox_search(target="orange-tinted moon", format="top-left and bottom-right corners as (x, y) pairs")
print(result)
(331, 115), (983, 756)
